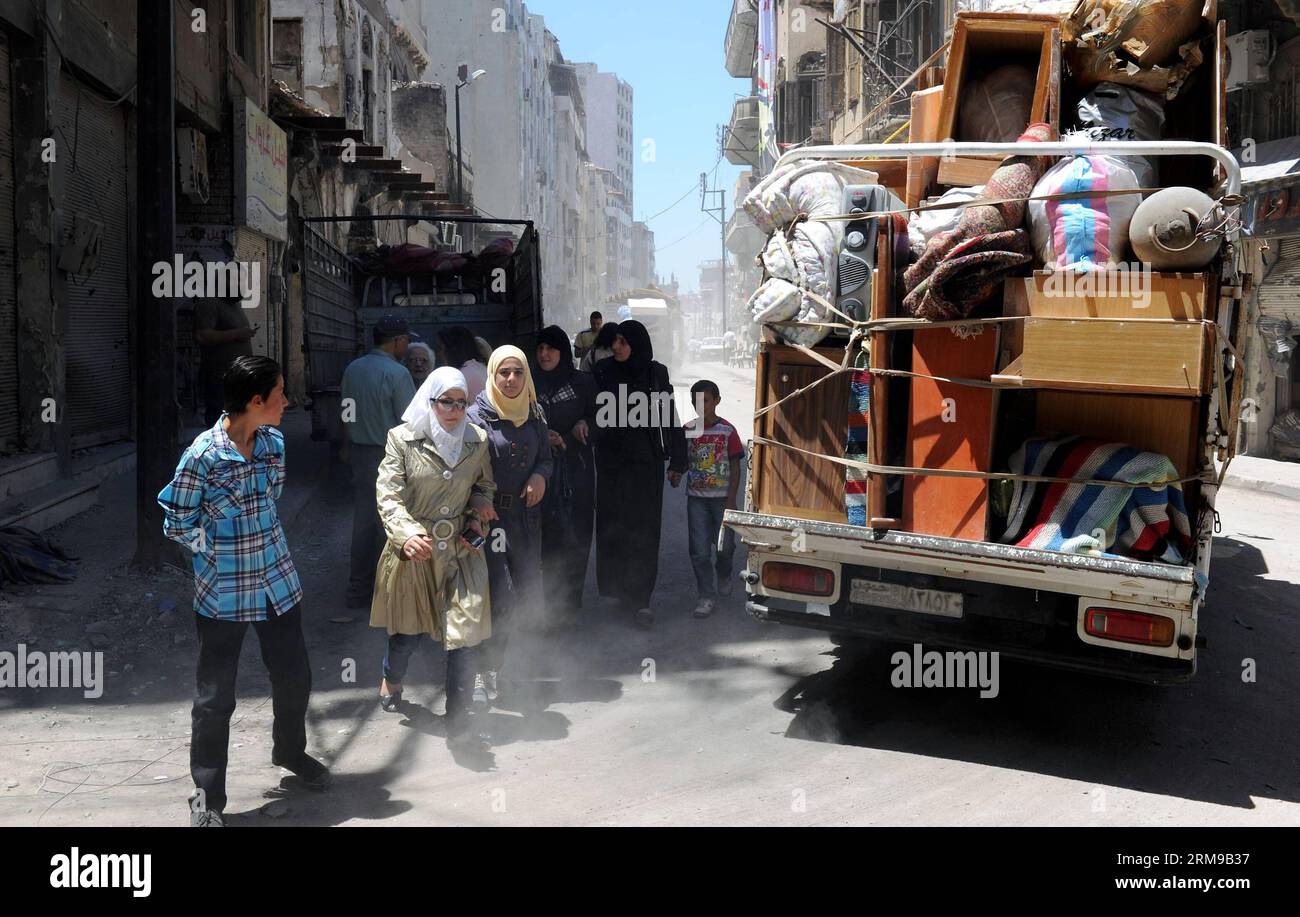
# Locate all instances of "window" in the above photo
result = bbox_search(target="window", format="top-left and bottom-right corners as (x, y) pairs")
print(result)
(846, 6), (861, 107)
(798, 76), (825, 142)
(272, 19), (303, 94)
(827, 27), (845, 112)
(362, 69), (373, 143)
(231, 0), (258, 68)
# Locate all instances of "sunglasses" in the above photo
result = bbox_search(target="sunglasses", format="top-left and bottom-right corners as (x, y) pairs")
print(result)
(432, 397), (469, 410)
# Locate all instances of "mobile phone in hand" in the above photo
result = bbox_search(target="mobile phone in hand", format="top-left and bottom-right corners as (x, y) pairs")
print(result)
(461, 527), (486, 549)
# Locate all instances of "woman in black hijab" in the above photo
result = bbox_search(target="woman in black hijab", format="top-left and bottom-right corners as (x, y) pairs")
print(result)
(591, 320), (688, 628)
(534, 325), (598, 628)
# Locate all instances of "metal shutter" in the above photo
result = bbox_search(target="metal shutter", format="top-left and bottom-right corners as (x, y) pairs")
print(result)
(1258, 237), (1300, 324)
(56, 79), (132, 448)
(0, 31), (18, 451)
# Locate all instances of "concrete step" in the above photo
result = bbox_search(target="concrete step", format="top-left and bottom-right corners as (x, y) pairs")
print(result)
(0, 442), (137, 531)
(0, 474), (99, 531)
(0, 451), (58, 500)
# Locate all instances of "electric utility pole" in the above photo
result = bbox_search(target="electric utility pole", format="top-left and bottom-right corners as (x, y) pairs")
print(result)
(700, 171), (727, 337)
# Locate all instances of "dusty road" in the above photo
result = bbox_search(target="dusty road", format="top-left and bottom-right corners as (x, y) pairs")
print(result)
(1, 358), (1298, 826)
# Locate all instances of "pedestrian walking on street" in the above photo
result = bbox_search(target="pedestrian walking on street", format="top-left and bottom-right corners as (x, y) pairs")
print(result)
(158, 356), (330, 827)
(574, 311), (603, 361)
(579, 320), (619, 373)
(340, 315), (418, 609)
(404, 341), (436, 390)
(436, 325), (489, 401)
(682, 380), (745, 618)
(370, 366), (497, 741)
(592, 320), (688, 628)
(192, 252), (256, 427)
(467, 345), (552, 704)
(534, 325), (598, 627)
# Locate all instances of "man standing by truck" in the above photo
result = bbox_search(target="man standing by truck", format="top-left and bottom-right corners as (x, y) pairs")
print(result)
(574, 311), (603, 362)
(341, 315), (418, 609)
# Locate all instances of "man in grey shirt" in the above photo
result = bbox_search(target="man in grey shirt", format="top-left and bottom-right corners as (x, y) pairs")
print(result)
(341, 315), (418, 607)
(194, 296), (256, 426)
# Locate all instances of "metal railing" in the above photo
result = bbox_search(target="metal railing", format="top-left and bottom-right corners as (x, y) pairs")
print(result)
(774, 140), (1243, 199)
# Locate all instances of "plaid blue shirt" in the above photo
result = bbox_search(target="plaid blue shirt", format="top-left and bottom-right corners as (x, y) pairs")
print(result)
(157, 416), (303, 621)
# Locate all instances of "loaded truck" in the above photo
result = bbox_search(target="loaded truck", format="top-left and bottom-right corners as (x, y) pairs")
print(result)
(726, 8), (1258, 684)
(299, 215), (543, 450)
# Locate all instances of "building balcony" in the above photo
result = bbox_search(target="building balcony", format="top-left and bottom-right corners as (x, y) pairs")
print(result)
(725, 209), (766, 259)
(725, 96), (760, 166)
(724, 0), (758, 78)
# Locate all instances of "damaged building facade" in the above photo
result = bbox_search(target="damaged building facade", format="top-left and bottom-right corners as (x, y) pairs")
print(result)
(0, 0), (291, 529)
(0, 0), (459, 532)
(1228, 0), (1300, 460)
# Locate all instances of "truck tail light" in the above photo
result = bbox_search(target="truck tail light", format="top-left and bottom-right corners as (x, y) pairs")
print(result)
(1084, 607), (1175, 647)
(762, 562), (834, 597)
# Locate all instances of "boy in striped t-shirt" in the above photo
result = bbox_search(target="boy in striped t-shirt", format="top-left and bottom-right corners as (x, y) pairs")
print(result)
(683, 380), (746, 618)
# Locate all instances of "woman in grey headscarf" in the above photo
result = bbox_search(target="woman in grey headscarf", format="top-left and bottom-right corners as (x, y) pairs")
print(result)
(404, 341), (436, 389)
(371, 366), (500, 742)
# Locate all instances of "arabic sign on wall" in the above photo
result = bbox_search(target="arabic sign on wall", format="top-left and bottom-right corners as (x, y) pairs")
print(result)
(234, 96), (288, 241)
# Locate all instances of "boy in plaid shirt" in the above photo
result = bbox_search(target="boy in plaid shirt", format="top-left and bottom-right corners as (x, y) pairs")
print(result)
(159, 356), (330, 826)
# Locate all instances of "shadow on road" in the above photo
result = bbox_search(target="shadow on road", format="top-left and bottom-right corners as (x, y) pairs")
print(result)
(771, 536), (1299, 811)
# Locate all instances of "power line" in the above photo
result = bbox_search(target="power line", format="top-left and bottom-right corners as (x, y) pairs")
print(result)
(653, 216), (713, 253)
(641, 155), (724, 224)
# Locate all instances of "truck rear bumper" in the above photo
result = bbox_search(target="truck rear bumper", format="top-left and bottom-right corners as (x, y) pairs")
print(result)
(726, 510), (1200, 685)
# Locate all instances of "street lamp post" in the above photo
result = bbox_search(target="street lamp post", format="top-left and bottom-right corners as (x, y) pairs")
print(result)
(454, 64), (486, 205)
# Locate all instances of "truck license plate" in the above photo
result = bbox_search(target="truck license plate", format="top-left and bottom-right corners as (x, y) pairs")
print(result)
(850, 580), (964, 619)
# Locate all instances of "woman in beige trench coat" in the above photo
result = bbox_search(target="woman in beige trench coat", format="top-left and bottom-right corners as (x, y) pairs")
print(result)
(371, 366), (499, 736)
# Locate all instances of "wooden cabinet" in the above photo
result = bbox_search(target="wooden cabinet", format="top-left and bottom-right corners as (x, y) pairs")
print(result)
(903, 326), (1001, 540)
(936, 13), (1062, 187)
(752, 345), (850, 523)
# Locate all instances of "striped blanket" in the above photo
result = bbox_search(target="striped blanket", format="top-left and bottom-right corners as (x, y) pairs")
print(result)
(1002, 436), (1192, 563)
(846, 352), (871, 525)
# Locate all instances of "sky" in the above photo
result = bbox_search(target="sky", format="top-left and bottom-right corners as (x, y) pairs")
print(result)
(526, 0), (751, 294)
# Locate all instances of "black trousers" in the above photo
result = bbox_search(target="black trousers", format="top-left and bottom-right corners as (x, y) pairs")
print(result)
(482, 501), (542, 674)
(348, 443), (387, 598)
(191, 604), (312, 814)
(595, 459), (664, 610)
(540, 451), (596, 618)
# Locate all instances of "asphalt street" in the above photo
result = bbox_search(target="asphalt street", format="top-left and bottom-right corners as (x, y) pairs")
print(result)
(1, 357), (1297, 826)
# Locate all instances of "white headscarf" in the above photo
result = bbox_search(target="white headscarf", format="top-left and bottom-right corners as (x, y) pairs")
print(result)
(402, 366), (470, 466)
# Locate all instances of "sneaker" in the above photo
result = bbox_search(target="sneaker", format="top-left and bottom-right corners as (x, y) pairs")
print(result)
(484, 670), (501, 703)
(472, 673), (489, 710)
(693, 598), (716, 618)
(634, 607), (655, 629)
(271, 753), (333, 791)
(717, 576), (734, 597)
(190, 808), (225, 827)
